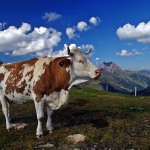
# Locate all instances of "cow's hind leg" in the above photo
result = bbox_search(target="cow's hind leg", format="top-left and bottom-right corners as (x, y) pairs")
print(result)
(0, 90), (12, 130)
(46, 106), (53, 133)
(34, 100), (44, 138)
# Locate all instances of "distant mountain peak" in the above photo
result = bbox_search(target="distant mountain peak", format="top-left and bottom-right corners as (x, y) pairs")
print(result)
(99, 62), (123, 73)
(137, 70), (150, 78)
(103, 62), (113, 66)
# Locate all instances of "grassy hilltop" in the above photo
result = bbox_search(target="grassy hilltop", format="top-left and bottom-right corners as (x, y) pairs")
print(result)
(0, 88), (150, 149)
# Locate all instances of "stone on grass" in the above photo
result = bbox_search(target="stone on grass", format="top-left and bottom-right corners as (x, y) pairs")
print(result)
(66, 134), (86, 144)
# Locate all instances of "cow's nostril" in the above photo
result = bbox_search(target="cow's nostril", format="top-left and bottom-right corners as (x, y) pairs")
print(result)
(95, 69), (101, 76)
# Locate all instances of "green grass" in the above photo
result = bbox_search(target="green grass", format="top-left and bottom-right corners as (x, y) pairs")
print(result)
(0, 88), (150, 149)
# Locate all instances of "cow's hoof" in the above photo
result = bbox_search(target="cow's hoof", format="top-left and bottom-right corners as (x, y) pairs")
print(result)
(36, 132), (43, 139)
(36, 134), (43, 139)
(46, 128), (53, 134)
(7, 128), (13, 132)
(7, 126), (13, 131)
(48, 130), (53, 134)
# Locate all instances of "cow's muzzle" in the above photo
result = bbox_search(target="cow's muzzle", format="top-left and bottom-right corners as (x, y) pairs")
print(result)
(94, 69), (101, 79)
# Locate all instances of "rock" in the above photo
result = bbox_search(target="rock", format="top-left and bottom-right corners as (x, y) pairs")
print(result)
(37, 143), (54, 148)
(11, 123), (28, 130)
(66, 134), (86, 144)
(33, 141), (54, 148)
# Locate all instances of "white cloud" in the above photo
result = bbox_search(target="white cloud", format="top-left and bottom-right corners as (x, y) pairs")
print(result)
(36, 50), (53, 57)
(132, 49), (143, 55)
(116, 21), (150, 43)
(66, 27), (77, 39)
(66, 16), (101, 39)
(137, 37), (150, 43)
(95, 57), (100, 61)
(42, 12), (61, 22)
(51, 43), (94, 57)
(80, 44), (95, 57)
(51, 44), (78, 57)
(116, 49), (143, 57)
(94, 57), (100, 65)
(89, 17), (101, 26)
(0, 23), (62, 56)
(81, 44), (95, 51)
(77, 21), (88, 31)
(116, 50), (132, 56)
(69, 43), (78, 50)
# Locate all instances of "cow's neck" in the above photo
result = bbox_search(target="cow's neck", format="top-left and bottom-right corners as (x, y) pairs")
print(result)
(68, 72), (88, 90)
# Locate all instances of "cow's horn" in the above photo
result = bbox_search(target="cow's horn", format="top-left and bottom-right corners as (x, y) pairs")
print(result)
(85, 48), (92, 55)
(67, 46), (71, 55)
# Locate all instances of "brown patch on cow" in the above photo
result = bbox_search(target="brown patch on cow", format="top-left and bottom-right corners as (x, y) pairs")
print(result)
(33, 57), (71, 102)
(25, 70), (34, 82)
(0, 73), (4, 82)
(5, 65), (24, 94)
(27, 58), (38, 66)
(16, 80), (27, 94)
(4, 58), (38, 95)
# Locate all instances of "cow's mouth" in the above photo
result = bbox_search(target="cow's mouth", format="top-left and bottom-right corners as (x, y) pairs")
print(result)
(93, 74), (101, 80)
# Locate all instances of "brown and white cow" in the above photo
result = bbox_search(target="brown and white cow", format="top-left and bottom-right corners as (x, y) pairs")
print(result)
(0, 47), (100, 137)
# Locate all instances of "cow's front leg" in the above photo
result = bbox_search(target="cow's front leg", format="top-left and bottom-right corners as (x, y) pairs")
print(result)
(0, 93), (11, 130)
(46, 106), (53, 133)
(34, 100), (44, 138)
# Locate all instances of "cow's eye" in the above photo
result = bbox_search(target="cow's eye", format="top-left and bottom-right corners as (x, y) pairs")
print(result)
(78, 60), (84, 64)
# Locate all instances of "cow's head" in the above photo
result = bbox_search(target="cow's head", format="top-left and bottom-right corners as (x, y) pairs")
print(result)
(67, 47), (101, 80)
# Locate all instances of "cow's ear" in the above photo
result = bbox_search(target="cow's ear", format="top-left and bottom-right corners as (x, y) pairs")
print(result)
(59, 59), (71, 68)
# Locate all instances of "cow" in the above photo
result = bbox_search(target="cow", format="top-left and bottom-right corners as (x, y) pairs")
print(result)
(0, 47), (101, 138)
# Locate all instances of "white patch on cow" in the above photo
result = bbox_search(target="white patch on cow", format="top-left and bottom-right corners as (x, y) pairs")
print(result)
(32, 57), (52, 87)
(44, 89), (69, 110)
(6, 92), (32, 104)
(16, 63), (34, 98)
(34, 99), (45, 136)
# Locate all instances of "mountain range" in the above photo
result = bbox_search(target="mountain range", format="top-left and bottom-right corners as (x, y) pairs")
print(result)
(98, 62), (150, 94)
(137, 70), (150, 78)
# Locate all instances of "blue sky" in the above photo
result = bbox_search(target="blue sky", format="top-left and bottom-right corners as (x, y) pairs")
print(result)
(0, 0), (150, 71)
